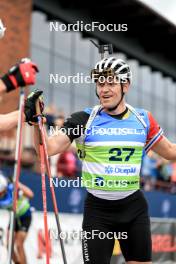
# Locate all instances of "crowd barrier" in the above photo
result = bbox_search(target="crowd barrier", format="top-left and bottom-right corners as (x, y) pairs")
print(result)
(0, 211), (176, 263)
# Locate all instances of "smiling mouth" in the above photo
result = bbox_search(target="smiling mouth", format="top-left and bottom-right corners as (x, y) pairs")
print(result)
(102, 96), (112, 100)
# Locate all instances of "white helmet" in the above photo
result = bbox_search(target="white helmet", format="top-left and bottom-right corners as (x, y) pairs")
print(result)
(0, 172), (8, 193)
(91, 57), (132, 83)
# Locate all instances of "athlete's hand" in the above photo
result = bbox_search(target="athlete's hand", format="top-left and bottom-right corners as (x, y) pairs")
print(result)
(1, 58), (39, 92)
(24, 89), (45, 125)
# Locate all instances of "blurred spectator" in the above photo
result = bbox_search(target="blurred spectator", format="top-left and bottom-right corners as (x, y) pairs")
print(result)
(170, 162), (176, 194)
(43, 106), (66, 176)
(45, 104), (58, 131)
(157, 158), (172, 182)
(56, 143), (81, 178)
(171, 162), (176, 183)
(50, 110), (82, 179)
(21, 147), (37, 169)
(54, 113), (65, 128)
(141, 151), (176, 193)
(141, 151), (159, 191)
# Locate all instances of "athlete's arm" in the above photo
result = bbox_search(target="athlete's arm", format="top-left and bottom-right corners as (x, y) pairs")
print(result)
(0, 111), (19, 132)
(144, 111), (163, 153)
(34, 111), (89, 157)
(24, 90), (69, 157)
(152, 136), (176, 161)
(144, 111), (176, 160)
(18, 182), (34, 199)
(24, 90), (89, 157)
(34, 125), (71, 157)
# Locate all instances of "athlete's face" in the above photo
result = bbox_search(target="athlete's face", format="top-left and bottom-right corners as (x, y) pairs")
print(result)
(96, 78), (129, 110)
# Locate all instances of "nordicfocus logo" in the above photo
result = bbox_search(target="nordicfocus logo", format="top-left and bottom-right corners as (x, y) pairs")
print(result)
(49, 125), (146, 137)
(50, 177), (139, 189)
(49, 229), (128, 241)
(50, 176), (139, 190)
(49, 72), (129, 85)
(49, 21), (128, 33)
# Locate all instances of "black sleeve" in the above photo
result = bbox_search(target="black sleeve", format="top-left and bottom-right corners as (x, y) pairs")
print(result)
(61, 111), (90, 142)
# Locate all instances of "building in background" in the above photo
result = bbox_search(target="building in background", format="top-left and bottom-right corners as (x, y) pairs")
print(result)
(31, 8), (176, 142)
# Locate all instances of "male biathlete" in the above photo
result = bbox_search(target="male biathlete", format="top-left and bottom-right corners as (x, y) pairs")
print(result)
(24, 57), (176, 264)
(0, 172), (34, 264)
(0, 59), (38, 131)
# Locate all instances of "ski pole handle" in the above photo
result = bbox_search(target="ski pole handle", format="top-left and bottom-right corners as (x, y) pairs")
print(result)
(35, 99), (43, 145)
(35, 98), (41, 116)
(35, 97), (46, 123)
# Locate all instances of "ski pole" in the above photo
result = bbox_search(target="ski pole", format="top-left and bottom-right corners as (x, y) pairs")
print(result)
(39, 135), (50, 264)
(36, 100), (68, 264)
(7, 87), (25, 264)
(7, 58), (36, 263)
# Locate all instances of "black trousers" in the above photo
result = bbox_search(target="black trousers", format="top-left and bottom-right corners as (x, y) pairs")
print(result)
(82, 190), (152, 263)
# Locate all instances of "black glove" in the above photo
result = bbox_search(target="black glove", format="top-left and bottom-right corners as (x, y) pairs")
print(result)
(24, 90), (44, 125)
(1, 58), (39, 92)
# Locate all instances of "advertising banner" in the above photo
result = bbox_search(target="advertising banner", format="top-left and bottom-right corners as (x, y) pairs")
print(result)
(0, 210), (83, 264)
(0, 210), (176, 263)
